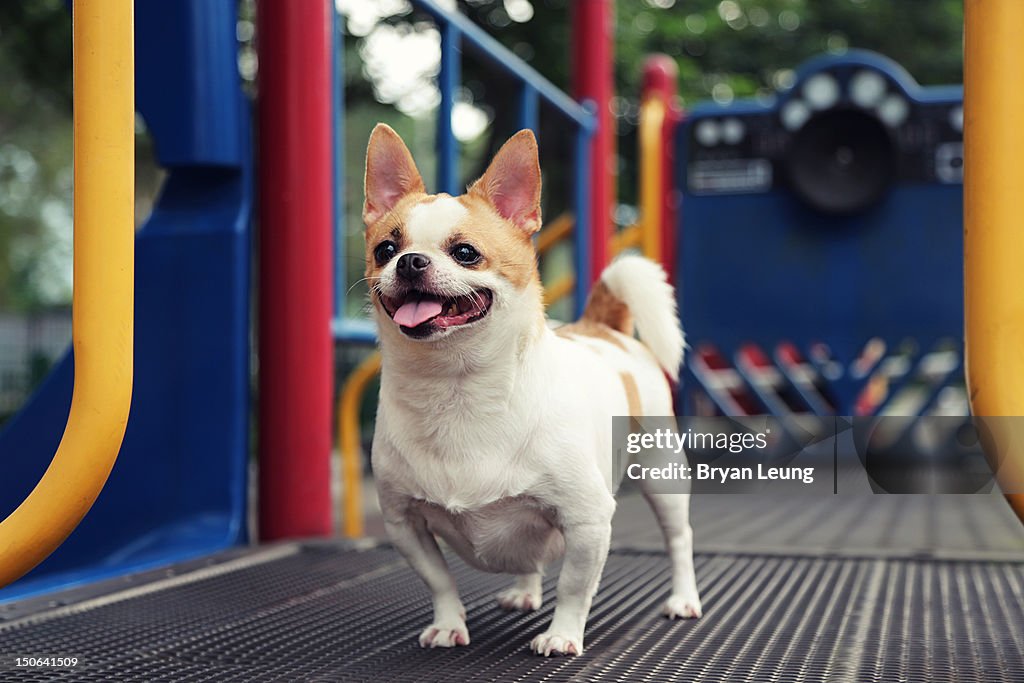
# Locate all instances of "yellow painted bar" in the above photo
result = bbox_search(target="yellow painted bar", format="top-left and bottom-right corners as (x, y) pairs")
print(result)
(0, 0), (134, 586)
(611, 223), (642, 255)
(964, 0), (1024, 522)
(338, 352), (382, 538)
(544, 276), (576, 307)
(638, 96), (666, 262)
(536, 212), (574, 255)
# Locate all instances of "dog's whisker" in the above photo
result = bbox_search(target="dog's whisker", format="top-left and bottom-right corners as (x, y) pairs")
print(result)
(346, 276), (381, 297)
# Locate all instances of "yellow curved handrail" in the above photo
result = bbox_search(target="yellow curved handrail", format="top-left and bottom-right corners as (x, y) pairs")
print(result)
(0, 0), (134, 587)
(338, 351), (381, 538)
(963, 0), (1024, 523)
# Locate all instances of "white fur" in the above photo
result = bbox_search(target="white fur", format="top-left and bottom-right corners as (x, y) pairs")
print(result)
(372, 212), (700, 656)
(601, 254), (685, 380)
(406, 196), (468, 245)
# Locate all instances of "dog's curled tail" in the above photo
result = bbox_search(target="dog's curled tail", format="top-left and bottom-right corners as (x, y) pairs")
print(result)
(582, 255), (685, 380)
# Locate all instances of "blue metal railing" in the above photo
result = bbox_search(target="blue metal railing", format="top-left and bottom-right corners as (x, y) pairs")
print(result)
(331, 0), (597, 344)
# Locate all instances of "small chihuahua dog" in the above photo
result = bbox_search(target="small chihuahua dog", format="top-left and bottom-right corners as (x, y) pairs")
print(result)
(363, 124), (701, 656)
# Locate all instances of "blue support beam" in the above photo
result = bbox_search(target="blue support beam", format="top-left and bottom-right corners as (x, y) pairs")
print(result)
(573, 105), (596, 317)
(517, 83), (540, 136)
(437, 22), (461, 195)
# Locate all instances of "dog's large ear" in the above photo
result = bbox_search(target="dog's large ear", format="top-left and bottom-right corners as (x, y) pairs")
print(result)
(470, 130), (542, 235)
(363, 123), (425, 226)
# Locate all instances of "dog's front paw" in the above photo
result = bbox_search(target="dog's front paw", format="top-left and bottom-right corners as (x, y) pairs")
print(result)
(663, 593), (703, 619)
(496, 586), (543, 611)
(419, 620), (470, 648)
(530, 630), (582, 656)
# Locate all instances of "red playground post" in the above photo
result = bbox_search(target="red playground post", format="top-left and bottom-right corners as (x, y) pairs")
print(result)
(257, 0), (334, 540)
(572, 0), (615, 284)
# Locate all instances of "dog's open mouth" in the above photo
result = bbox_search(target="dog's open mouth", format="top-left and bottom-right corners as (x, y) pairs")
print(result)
(380, 289), (493, 337)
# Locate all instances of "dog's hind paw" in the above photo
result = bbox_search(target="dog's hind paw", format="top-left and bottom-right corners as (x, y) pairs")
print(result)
(530, 631), (582, 656)
(419, 620), (470, 648)
(663, 593), (703, 619)
(496, 586), (542, 611)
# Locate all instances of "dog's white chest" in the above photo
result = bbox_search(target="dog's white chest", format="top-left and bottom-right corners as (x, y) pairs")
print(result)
(411, 497), (565, 575)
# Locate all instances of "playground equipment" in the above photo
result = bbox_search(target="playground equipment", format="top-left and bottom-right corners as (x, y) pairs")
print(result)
(2, 2), (1024, 681)
(0, 0), (251, 599)
(257, 0), (335, 541)
(679, 51), (966, 420)
(0, 0), (134, 587)
(963, 0), (1024, 522)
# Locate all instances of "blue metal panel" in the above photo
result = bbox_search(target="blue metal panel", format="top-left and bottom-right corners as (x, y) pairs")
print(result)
(0, 0), (251, 601)
(331, 318), (379, 345)
(677, 51), (965, 417)
(135, 1), (244, 167)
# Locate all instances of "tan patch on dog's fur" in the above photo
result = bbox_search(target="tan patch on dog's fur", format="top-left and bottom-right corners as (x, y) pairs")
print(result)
(579, 282), (633, 335)
(555, 320), (628, 352)
(364, 192), (539, 290)
(364, 192), (428, 277)
(619, 371), (642, 417)
(468, 130), (543, 235)
(452, 192), (539, 290)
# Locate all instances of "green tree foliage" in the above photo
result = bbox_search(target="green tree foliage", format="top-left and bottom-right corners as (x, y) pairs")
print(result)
(0, 1), (73, 311)
(447, 0), (963, 202)
(451, 0), (963, 106)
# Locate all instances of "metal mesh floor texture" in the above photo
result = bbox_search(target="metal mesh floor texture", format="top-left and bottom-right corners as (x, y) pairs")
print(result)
(3, 541), (1024, 683)
(614, 492), (1024, 558)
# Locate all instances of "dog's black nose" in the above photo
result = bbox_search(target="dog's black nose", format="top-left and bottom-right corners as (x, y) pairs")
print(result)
(396, 252), (430, 279)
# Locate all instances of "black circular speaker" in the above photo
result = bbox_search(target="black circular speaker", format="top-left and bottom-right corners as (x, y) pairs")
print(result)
(787, 109), (896, 215)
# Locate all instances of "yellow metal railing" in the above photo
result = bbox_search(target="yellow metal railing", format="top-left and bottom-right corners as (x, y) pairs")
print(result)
(637, 95), (667, 263)
(338, 351), (381, 538)
(963, 0), (1024, 524)
(538, 212), (576, 307)
(0, 0), (135, 587)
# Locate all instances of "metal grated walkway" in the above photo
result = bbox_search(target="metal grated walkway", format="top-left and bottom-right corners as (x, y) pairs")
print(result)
(616, 491), (1024, 559)
(2, 495), (1024, 682)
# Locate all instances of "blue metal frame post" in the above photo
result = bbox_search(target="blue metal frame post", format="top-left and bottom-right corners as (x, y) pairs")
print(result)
(517, 83), (540, 135)
(437, 23), (461, 195)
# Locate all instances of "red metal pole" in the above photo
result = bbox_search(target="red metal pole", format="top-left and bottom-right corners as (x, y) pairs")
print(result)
(572, 0), (615, 283)
(257, 0), (334, 540)
(663, 102), (683, 285)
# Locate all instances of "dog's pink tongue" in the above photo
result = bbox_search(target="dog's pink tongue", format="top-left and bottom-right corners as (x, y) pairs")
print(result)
(393, 299), (443, 328)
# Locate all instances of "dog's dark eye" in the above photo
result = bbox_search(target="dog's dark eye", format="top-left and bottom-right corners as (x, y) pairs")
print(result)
(374, 240), (398, 265)
(450, 243), (481, 266)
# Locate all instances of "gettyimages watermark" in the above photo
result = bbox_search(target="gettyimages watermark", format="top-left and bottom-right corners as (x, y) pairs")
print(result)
(612, 416), (1024, 495)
